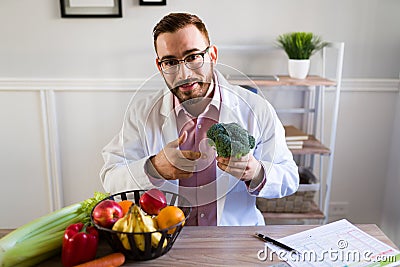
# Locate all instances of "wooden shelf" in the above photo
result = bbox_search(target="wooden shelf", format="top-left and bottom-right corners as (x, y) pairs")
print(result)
(290, 135), (330, 155)
(229, 75), (336, 87)
(262, 203), (325, 221)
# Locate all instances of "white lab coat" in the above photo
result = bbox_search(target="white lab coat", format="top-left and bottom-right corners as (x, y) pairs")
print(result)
(100, 70), (299, 226)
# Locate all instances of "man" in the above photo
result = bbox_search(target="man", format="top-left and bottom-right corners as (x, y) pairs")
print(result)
(100, 13), (299, 226)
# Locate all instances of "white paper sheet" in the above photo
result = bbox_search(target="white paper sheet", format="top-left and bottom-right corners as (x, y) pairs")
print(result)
(265, 219), (400, 267)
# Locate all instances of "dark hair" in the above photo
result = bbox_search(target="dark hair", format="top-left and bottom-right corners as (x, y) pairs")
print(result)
(153, 13), (210, 52)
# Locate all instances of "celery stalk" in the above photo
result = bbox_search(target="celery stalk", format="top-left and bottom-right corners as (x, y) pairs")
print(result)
(0, 191), (109, 267)
(0, 203), (81, 249)
(23, 210), (85, 241)
(19, 204), (83, 241)
(2, 230), (64, 267)
(13, 250), (59, 267)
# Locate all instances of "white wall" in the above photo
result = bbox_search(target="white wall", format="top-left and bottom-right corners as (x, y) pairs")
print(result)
(1, 0), (399, 79)
(328, 83), (398, 224)
(0, 0), (399, 245)
(381, 91), (400, 246)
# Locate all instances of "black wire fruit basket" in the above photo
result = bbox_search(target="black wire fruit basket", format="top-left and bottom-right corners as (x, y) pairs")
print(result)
(90, 190), (191, 261)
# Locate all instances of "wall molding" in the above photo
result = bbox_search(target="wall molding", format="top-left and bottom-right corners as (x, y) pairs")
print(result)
(0, 78), (164, 91)
(40, 90), (64, 211)
(341, 78), (399, 93)
(0, 78), (398, 93)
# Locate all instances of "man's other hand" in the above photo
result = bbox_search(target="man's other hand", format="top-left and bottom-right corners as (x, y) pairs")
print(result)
(151, 131), (201, 180)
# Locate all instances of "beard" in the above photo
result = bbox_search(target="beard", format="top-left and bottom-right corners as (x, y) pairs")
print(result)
(164, 64), (214, 103)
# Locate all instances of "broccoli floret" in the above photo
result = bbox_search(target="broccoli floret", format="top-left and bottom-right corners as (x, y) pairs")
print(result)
(207, 122), (256, 158)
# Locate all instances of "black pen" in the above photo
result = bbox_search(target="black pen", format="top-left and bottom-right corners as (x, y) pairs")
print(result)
(254, 232), (299, 254)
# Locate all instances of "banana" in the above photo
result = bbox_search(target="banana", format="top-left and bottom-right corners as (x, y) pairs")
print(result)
(131, 205), (167, 251)
(113, 204), (168, 252)
(132, 205), (146, 251)
(112, 207), (135, 250)
(142, 214), (167, 249)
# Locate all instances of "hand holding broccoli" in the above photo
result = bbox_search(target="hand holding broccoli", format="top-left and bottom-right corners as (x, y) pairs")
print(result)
(215, 155), (264, 183)
(207, 123), (263, 184)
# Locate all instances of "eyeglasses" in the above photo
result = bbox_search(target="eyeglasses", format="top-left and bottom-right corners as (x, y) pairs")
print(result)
(158, 46), (210, 74)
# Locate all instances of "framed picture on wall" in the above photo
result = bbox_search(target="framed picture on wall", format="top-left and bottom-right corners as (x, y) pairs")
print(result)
(139, 0), (166, 6)
(60, 0), (122, 18)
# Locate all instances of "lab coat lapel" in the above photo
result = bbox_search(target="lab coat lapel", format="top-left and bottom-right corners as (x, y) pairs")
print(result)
(215, 71), (242, 225)
(157, 88), (180, 194)
(159, 88), (179, 145)
(217, 71), (241, 123)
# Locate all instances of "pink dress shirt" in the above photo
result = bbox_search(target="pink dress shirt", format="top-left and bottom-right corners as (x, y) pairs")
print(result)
(174, 84), (220, 226)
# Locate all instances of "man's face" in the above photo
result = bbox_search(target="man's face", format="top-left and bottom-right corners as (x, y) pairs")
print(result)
(155, 25), (218, 103)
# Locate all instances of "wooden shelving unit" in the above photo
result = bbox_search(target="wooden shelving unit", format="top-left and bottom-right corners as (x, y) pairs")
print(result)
(231, 74), (336, 224)
(226, 42), (344, 224)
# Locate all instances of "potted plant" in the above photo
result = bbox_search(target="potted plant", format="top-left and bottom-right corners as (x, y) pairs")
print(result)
(276, 32), (327, 79)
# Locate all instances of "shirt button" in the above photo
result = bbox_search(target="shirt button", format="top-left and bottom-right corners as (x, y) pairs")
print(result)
(197, 124), (202, 129)
(200, 213), (205, 218)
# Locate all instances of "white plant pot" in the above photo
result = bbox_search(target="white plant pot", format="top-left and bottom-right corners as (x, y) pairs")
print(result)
(288, 59), (310, 79)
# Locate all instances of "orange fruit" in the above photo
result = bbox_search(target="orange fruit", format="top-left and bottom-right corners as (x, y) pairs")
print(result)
(118, 200), (133, 215)
(156, 206), (185, 234)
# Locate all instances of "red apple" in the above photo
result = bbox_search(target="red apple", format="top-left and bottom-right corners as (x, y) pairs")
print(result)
(92, 200), (124, 228)
(139, 189), (167, 215)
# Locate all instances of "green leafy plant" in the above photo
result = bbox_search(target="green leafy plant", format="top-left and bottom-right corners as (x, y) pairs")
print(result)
(276, 32), (327, 60)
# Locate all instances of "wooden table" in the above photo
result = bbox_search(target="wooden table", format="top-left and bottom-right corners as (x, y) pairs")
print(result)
(1, 225), (398, 266)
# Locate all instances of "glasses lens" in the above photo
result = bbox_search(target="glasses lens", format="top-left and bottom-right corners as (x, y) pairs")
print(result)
(160, 59), (180, 74)
(162, 64), (179, 74)
(185, 53), (206, 70)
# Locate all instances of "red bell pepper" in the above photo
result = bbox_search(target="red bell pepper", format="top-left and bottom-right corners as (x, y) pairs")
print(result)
(61, 222), (99, 267)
